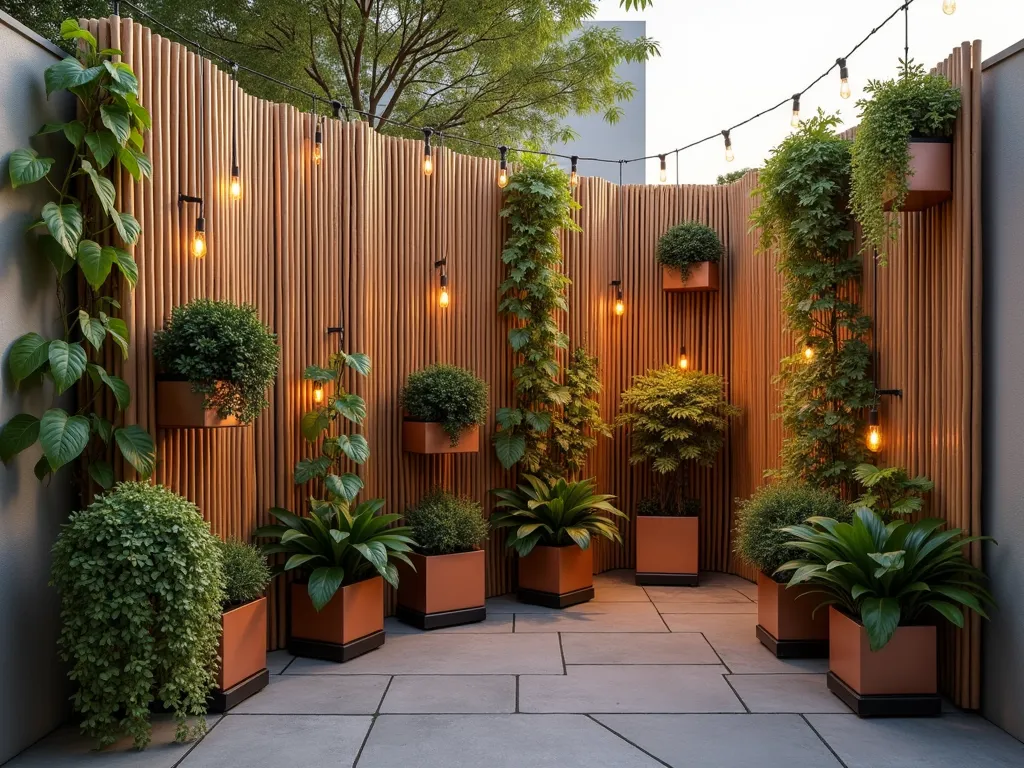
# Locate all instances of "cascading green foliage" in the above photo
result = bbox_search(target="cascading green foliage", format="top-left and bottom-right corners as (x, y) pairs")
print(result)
(400, 363), (489, 445)
(0, 19), (155, 490)
(752, 111), (875, 488)
(405, 489), (490, 556)
(50, 482), (224, 748)
(656, 221), (723, 278)
(219, 538), (272, 608)
(852, 463), (934, 519)
(549, 346), (611, 480)
(495, 154), (578, 472)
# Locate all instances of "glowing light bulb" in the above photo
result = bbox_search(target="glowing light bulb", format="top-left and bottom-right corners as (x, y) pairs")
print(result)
(838, 58), (851, 99)
(439, 287), (450, 309)
(497, 169), (509, 189)
(313, 383), (324, 404)
(791, 94), (801, 128)
(570, 155), (579, 187)
(803, 345), (814, 361)
(678, 346), (688, 370)
(866, 408), (882, 453)
(943, 0), (956, 14)
(423, 155), (433, 176)
(497, 145), (509, 189)
(438, 270), (450, 309)
(615, 298), (625, 316)
(313, 122), (323, 166)
(191, 217), (207, 259)
(230, 166), (241, 201)
(423, 128), (434, 177)
(659, 155), (667, 183)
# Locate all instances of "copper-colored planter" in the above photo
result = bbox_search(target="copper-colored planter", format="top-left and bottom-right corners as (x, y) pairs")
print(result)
(403, 421), (480, 454)
(397, 550), (486, 630)
(289, 576), (385, 662)
(210, 596), (269, 712)
(827, 606), (940, 717)
(518, 544), (594, 608)
(635, 515), (698, 586)
(884, 138), (952, 212)
(155, 379), (239, 428)
(755, 571), (828, 658)
(662, 262), (720, 292)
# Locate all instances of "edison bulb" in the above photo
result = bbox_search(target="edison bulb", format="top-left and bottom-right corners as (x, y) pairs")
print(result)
(791, 110), (800, 128)
(313, 142), (322, 165)
(803, 346), (814, 361)
(191, 231), (207, 259)
(497, 169), (509, 189)
(313, 383), (324, 404)
(423, 155), (433, 176)
(614, 298), (625, 316)
(840, 78), (852, 99)
(867, 424), (882, 452)
(725, 145), (735, 163)
(570, 171), (579, 188)
(659, 168), (667, 183)
(230, 174), (241, 200)
(943, 0), (956, 14)
(678, 354), (688, 370)
(439, 287), (450, 309)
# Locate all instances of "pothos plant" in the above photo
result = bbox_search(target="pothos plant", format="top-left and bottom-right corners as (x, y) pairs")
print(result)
(0, 20), (155, 490)
(549, 346), (611, 480)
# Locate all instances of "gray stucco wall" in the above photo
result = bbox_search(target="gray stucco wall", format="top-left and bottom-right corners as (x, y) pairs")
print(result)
(0, 11), (76, 763)
(981, 38), (1024, 744)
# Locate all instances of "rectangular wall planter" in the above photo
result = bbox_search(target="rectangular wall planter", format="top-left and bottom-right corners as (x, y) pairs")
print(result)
(662, 262), (720, 292)
(827, 606), (940, 717)
(288, 576), (385, 662)
(884, 138), (952, 211)
(397, 550), (486, 630)
(755, 571), (828, 658)
(210, 596), (269, 712)
(155, 378), (239, 428)
(635, 515), (699, 586)
(518, 545), (594, 608)
(402, 421), (480, 454)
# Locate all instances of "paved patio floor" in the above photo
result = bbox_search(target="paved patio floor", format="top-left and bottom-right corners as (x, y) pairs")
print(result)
(9, 571), (1024, 767)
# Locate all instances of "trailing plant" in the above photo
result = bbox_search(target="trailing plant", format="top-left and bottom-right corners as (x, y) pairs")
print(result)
(656, 221), (723, 279)
(734, 483), (848, 580)
(549, 346), (611, 480)
(617, 366), (739, 512)
(153, 299), (280, 424)
(219, 538), (272, 608)
(405, 489), (490, 556)
(491, 475), (626, 556)
(50, 482), (223, 748)
(0, 19), (156, 491)
(400, 363), (488, 445)
(778, 506), (993, 651)
(850, 60), (961, 263)
(852, 463), (934, 519)
(494, 154), (577, 472)
(752, 111), (875, 488)
(716, 168), (753, 185)
(637, 495), (699, 518)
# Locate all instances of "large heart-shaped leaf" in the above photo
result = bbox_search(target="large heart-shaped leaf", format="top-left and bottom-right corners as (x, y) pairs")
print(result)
(85, 130), (119, 169)
(300, 410), (330, 442)
(100, 104), (132, 145)
(342, 352), (371, 376)
(333, 394), (366, 424)
(108, 247), (138, 287)
(59, 19), (96, 50)
(88, 363), (131, 410)
(307, 567), (346, 612)
(8, 332), (50, 384)
(101, 316), (130, 359)
(0, 414), (40, 461)
(44, 57), (103, 96)
(89, 413), (112, 443)
(8, 149), (54, 188)
(80, 160), (116, 217)
(335, 433), (370, 464)
(39, 409), (90, 470)
(106, 63), (139, 98)
(326, 472), (363, 502)
(88, 460), (114, 490)
(76, 239), (113, 290)
(41, 202), (83, 256)
(495, 430), (527, 469)
(294, 455), (331, 484)
(78, 310), (106, 351)
(47, 340), (87, 394)
(114, 425), (156, 478)
(110, 210), (141, 245)
(118, 144), (152, 180)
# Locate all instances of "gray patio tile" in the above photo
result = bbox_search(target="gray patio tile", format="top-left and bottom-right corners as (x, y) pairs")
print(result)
(230, 673), (389, 714)
(379, 675), (516, 713)
(266, 650), (293, 674)
(518, 664), (744, 713)
(654, 601), (757, 614)
(592, 585), (652, 602)
(594, 569), (638, 585)
(357, 714), (663, 767)
(561, 632), (720, 665)
(285, 633), (564, 675)
(644, 586), (753, 603)
(181, 715), (369, 767)
(726, 674), (851, 713)
(661, 613), (759, 634)
(596, 714), (842, 768)
(806, 713), (1024, 767)
(512, 606), (669, 633)
(384, 614), (513, 634)
(486, 596), (659, 614)
(701, 634), (828, 675)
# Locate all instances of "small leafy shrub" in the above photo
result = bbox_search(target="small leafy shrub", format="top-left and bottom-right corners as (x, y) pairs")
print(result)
(734, 483), (848, 580)
(549, 346), (611, 479)
(401, 364), (488, 444)
(50, 482), (224, 748)
(153, 299), (279, 424)
(220, 538), (271, 607)
(716, 168), (753, 185)
(637, 496), (699, 517)
(656, 221), (723, 278)
(405, 490), (490, 556)
(852, 463), (934, 519)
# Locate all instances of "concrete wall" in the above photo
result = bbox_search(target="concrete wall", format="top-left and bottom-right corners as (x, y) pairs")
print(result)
(981, 38), (1024, 743)
(0, 11), (76, 763)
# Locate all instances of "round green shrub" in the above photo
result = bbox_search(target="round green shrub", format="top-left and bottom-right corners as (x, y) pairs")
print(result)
(50, 482), (224, 749)
(400, 364), (488, 444)
(637, 496), (699, 518)
(734, 483), (849, 580)
(656, 221), (723, 277)
(154, 298), (279, 424)
(405, 489), (489, 556)
(219, 538), (271, 607)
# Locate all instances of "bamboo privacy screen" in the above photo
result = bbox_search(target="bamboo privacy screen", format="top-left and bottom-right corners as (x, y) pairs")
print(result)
(87, 15), (982, 706)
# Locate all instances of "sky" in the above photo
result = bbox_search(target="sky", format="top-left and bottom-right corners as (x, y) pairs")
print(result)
(592, 0), (1024, 183)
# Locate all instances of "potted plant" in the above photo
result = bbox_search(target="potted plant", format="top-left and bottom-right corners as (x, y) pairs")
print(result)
(850, 61), (961, 263)
(734, 483), (849, 658)
(657, 221), (723, 292)
(779, 507), (993, 716)
(401, 364), (488, 453)
(153, 298), (279, 428)
(491, 475), (626, 608)
(210, 538), (272, 712)
(618, 367), (739, 585)
(397, 489), (490, 629)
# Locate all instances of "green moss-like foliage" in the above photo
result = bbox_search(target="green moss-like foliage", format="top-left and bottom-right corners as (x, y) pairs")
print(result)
(405, 489), (490, 556)
(154, 299), (280, 424)
(549, 346), (611, 480)
(401, 364), (488, 444)
(219, 538), (271, 607)
(656, 221), (723, 278)
(50, 482), (224, 748)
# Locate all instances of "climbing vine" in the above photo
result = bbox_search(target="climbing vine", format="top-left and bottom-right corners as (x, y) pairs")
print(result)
(550, 346), (611, 480)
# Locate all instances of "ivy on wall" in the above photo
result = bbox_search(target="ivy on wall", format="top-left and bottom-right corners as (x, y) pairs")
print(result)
(550, 346), (611, 480)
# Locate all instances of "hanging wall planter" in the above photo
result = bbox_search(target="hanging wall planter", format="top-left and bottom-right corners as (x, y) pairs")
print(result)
(156, 377), (239, 428)
(400, 364), (488, 454)
(403, 421), (480, 454)
(634, 500), (699, 586)
(662, 261), (721, 292)
(656, 221), (723, 293)
(288, 576), (385, 662)
(883, 138), (952, 211)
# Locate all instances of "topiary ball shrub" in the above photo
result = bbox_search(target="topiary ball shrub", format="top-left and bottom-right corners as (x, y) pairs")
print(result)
(50, 482), (225, 749)
(656, 221), (723, 278)
(219, 538), (271, 608)
(154, 298), (279, 424)
(734, 482), (849, 581)
(405, 489), (490, 556)
(400, 364), (488, 445)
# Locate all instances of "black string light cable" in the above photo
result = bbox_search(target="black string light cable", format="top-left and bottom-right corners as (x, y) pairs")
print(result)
(230, 61), (240, 199)
(611, 161), (625, 317)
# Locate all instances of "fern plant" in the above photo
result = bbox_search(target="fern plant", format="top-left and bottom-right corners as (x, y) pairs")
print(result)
(549, 346), (611, 480)
(852, 463), (934, 519)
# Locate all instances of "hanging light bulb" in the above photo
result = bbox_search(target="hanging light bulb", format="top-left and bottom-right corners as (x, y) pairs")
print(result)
(866, 407), (882, 453)
(497, 145), (509, 189)
(659, 154), (667, 183)
(423, 128), (433, 177)
(230, 163), (241, 201)
(838, 58), (852, 99)
(943, 0), (956, 14)
(678, 344), (688, 371)
(229, 64), (241, 200)
(722, 130), (734, 163)
(803, 344), (814, 361)
(614, 287), (625, 317)
(439, 273), (450, 309)
(312, 117), (323, 166)
(791, 94), (801, 128)
(570, 155), (579, 188)
(313, 382), (324, 405)
(192, 216), (207, 259)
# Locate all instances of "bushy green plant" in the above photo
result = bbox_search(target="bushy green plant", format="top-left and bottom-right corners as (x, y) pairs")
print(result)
(549, 346), (611, 479)
(405, 489), (489, 556)
(638, 496), (700, 518)
(778, 506), (992, 651)
(656, 221), (723, 278)
(153, 299), (279, 424)
(219, 538), (271, 607)
(401, 364), (488, 444)
(734, 483), (848, 579)
(50, 482), (223, 748)
(852, 463), (934, 519)
(851, 61), (961, 263)
(716, 168), (753, 185)
(491, 475), (626, 556)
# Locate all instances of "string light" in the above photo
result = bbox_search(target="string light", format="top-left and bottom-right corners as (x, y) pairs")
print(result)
(230, 166), (241, 200)
(435, 258), (449, 309)
(192, 216), (207, 259)
(838, 57), (852, 99)
(678, 345), (688, 370)
(422, 128), (433, 176)
(791, 94), (801, 128)
(722, 130), (734, 163)
(570, 155), (579, 188)
(313, 382), (324, 404)
(803, 344), (814, 361)
(866, 407), (882, 452)
(497, 145), (509, 189)
(615, 290), (625, 316)
(230, 63), (241, 200)
(942, 0), (956, 14)
(659, 154), (667, 183)
(313, 117), (323, 165)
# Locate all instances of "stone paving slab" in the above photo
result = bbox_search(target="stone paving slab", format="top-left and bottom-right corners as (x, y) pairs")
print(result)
(266, 650), (293, 674)
(486, 596), (658, 614)
(512, 606), (669, 633)
(591, 585), (652, 602)
(560, 632), (720, 665)
(701, 635), (828, 675)
(383, 614), (514, 634)
(645, 586), (753, 603)
(231, 673), (389, 714)
(654, 601), (757, 614)
(726, 674), (851, 713)
(661, 612), (761, 634)
(379, 675), (516, 714)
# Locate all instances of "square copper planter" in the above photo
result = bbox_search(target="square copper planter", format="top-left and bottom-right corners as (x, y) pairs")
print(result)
(635, 515), (699, 586)
(662, 262), (720, 292)
(755, 571), (828, 658)
(288, 576), (385, 662)
(210, 596), (269, 712)
(397, 550), (487, 630)
(517, 545), (594, 608)
(155, 379), (239, 428)
(403, 421), (480, 454)
(884, 138), (952, 212)
(827, 606), (940, 717)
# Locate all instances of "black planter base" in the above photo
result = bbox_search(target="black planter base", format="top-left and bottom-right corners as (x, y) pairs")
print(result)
(756, 624), (829, 659)
(208, 668), (269, 713)
(396, 604), (486, 631)
(518, 586), (594, 609)
(289, 630), (385, 663)
(827, 671), (941, 717)
(635, 572), (699, 587)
